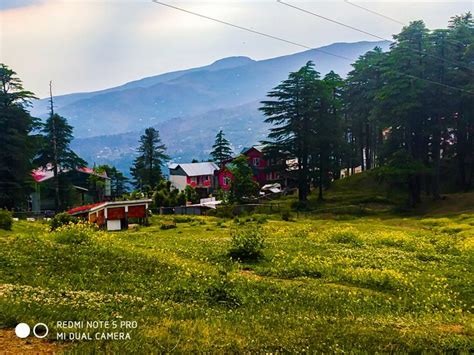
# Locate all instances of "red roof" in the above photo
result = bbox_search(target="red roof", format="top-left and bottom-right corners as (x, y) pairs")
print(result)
(67, 202), (105, 215)
(32, 166), (108, 183)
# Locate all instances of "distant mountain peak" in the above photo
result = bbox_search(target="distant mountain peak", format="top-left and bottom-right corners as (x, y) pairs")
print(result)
(209, 56), (255, 70)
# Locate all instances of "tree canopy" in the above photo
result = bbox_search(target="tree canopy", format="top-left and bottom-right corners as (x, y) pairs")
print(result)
(210, 130), (233, 166)
(0, 64), (39, 209)
(131, 127), (169, 192)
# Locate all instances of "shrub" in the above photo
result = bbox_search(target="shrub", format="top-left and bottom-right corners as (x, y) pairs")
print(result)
(53, 222), (94, 245)
(328, 228), (364, 247)
(50, 212), (78, 231)
(291, 228), (309, 238)
(252, 214), (268, 224)
(173, 215), (194, 223)
(0, 209), (13, 230)
(228, 228), (266, 261)
(206, 270), (241, 308)
(160, 220), (177, 230)
(214, 205), (235, 219)
(281, 209), (293, 221)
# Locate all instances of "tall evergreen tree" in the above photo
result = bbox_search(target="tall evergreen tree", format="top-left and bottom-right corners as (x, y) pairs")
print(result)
(261, 61), (344, 201)
(131, 127), (169, 191)
(343, 47), (386, 172)
(89, 164), (129, 200)
(375, 21), (431, 206)
(210, 130), (233, 165)
(108, 166), (129, 198)
(447, 13), (474, 191)
(35, 104), (86, 211)
(0, 64), (39, 209)
(313, 71), (346, 200)
(260, 62), (318, 201)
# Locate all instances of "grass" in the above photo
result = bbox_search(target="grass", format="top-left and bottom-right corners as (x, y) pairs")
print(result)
(0, 212), (473, 353)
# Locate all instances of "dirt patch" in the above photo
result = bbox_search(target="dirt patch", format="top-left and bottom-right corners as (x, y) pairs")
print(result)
(437, 324), (465, 334)
(0, 328), (67, 354)
(238, 269), (264, 281)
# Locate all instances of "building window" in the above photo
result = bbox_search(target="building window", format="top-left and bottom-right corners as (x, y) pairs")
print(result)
(190, 177), (197, 184)
(253, 157), (260, 166)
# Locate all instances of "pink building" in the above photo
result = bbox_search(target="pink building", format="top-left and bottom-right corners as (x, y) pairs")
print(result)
(168, 162), (219, 196)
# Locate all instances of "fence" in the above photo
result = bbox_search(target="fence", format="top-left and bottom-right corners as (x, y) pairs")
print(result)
(11, 211), (54, 220)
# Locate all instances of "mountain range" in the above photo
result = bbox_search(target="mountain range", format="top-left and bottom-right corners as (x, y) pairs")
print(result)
(31, 40), (390, 174)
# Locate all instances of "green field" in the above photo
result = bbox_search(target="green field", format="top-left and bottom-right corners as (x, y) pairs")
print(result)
(0, 210), (473, 352)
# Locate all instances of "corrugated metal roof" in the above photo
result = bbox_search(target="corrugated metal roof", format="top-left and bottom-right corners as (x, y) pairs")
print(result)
(31, 165), (109, 183)
(241, 145), (265, 154)
(170, 162), (219, 177)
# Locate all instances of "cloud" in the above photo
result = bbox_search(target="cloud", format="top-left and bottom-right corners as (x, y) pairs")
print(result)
(0, 0), (43, 11)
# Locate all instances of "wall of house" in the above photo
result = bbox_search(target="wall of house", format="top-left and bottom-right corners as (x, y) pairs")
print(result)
(217, 169), (233, 191)
(169, 175), (187, 191)
(245, 148), (267, 185)
(186, 175), (212, 188)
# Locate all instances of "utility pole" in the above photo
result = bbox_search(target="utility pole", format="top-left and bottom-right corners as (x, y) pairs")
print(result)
(49, 81), (60, 212)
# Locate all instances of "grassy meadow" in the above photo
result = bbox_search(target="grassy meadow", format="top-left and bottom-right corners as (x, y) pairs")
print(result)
(0, 208), (473, 352)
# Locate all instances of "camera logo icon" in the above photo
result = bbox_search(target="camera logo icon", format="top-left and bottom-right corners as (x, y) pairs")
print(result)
(15, 323), (49, 339)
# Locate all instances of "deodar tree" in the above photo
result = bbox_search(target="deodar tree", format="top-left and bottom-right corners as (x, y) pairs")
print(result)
(260, 61), (345, 201)
(131, 127), (169, 192)
(0, 64), (39, 210)
(210, 130), (233, 166)
(35, 90), (86, 212)
(343, 47), (386, 173)
(447, 13), (474, 191)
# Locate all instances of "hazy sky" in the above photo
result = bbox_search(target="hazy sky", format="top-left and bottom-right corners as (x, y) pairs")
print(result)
(1, 0), (471, 97)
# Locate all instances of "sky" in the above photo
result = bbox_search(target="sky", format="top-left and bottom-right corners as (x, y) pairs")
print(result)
(1, 0), (472, 98)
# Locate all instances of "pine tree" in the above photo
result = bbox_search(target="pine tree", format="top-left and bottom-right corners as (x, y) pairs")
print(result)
(35, 107), (86, 211)
(343, 47), (386, 172)
(210, 130), (233, 165)
(260, 61), (343, 201)
(131, 127), (169, 191)
(313, 71), (346, 200)
(0, 64), (39, 209)
(375, 21), (430, 206)
(88, 164), (129, 201)
(108, 166), (129, 198)
(447, 13), (474, 191)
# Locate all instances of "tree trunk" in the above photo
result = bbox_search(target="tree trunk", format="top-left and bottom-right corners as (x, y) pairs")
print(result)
(432, 115), (441, 200)
(318, 158), (323, 201)
(365, 123), (372, 170)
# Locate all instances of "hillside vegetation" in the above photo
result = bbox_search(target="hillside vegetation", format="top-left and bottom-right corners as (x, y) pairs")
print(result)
(267, 172), (474, 218)
(1, 211), (473, 352)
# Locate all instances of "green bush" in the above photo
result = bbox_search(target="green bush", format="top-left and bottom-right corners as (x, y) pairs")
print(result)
(50, 212), (78, 231)
(252, 214), (268, 224)
(281, 209), (293, 221)
(228, 228), (266, 261)
(160, 220), (177, 230)
(214, 205), (235, 219)
(206, 270), (241, 308)
(0, 209), (13, 230)
(53, 222), (94, 245)
(329, 229), (364, 247)
(173, 215), (194, 223)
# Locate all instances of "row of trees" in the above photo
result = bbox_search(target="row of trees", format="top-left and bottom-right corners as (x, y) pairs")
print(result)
(261, 14), (473, 205)
(0, 66), (86, 210)
(0, 65), (129, 211)
(128, 126), (257, 205)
